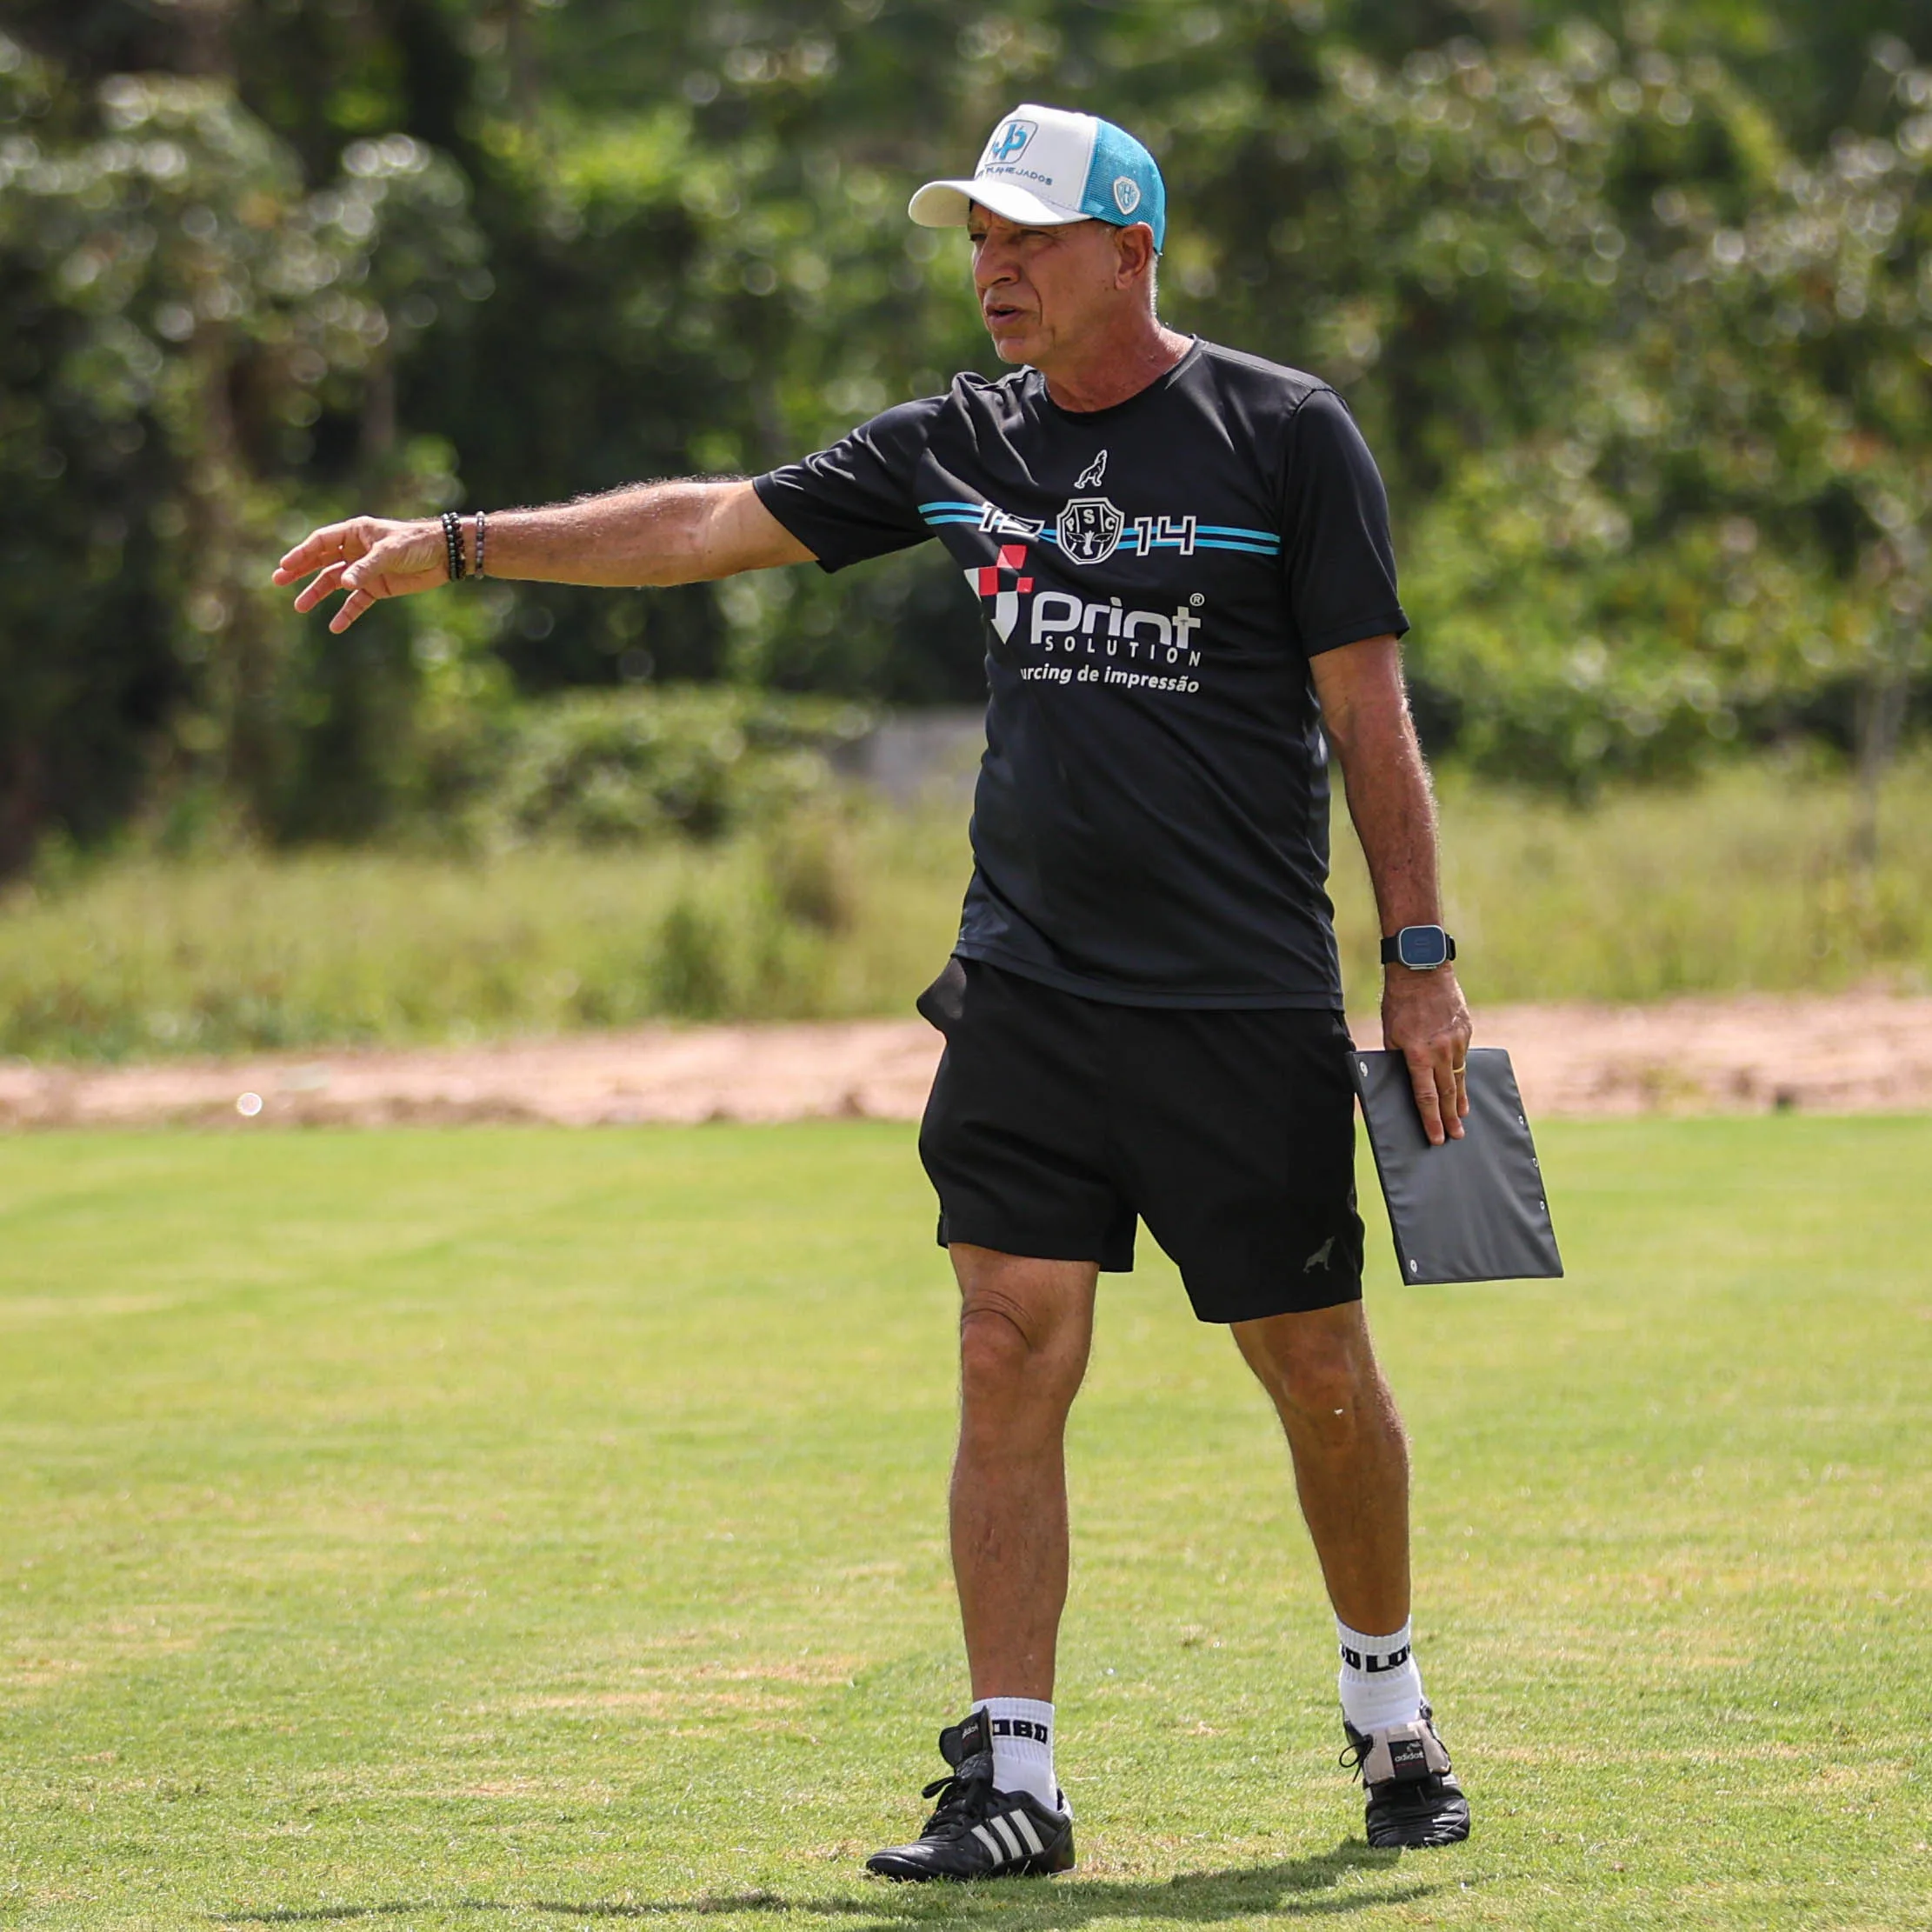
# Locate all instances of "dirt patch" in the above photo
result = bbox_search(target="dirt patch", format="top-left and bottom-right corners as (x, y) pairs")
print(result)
(1, 990), (1929, 1130)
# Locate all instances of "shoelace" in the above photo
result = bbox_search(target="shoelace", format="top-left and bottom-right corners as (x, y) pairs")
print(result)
(1337, 1736), (1371, 1784)
(917, 1768), (991, 1836)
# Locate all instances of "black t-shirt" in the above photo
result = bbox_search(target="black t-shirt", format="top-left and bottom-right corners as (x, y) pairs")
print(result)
(753, 338), (1407, 1008)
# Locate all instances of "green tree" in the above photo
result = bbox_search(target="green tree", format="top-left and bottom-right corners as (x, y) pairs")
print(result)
(0, 15), (486, 862)
(4, 1), (1930, 869)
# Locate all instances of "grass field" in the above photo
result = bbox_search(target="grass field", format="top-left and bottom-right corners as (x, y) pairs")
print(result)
(2, 1116), (1928, 1930)
(3, 755), (1930, 1061)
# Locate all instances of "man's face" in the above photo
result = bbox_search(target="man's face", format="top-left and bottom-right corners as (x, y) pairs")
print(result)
(968, 207), (1135, 365)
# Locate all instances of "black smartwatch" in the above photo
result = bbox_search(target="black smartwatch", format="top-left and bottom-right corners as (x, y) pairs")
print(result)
(1381, 925), (1456, 970)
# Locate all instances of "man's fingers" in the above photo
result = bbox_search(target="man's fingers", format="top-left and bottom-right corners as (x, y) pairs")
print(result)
(1434, 1050), (1464, 1140)
(290, 561), (349, 613)
(328, 587), (376, 634)
(273, 523), (356, 584)
(1405, 1040), (1469, 1146)
(1407, 1056), (1446, 1148)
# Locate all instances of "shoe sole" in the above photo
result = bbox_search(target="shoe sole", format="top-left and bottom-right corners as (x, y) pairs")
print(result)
(865, 1850), (1073, 1882)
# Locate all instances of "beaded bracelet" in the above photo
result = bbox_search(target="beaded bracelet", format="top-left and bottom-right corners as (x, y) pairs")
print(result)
(474, 509), (488, 579)
(441, 509), (465, 583)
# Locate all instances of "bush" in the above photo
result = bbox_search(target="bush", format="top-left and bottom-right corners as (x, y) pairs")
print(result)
(482, 686), (875, 848)
(649, 896), (733, 1019)
(3, 757), (1927, 1065)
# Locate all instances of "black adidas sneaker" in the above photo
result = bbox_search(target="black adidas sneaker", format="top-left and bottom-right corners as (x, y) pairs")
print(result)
(1340, 1703), (1471, 1849)
(865, 1709), (1076, 1882)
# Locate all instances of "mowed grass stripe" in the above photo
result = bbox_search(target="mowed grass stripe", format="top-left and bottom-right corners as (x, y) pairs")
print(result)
(0, 1117), (1927, 1931)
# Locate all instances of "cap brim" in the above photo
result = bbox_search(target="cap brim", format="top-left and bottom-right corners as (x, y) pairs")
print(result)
(907, 177), (1090, 230)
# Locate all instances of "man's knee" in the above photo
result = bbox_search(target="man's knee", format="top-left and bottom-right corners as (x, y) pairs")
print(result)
(1238, 1307), (1384, 1424)
(954, 1255), (1094, 1420)
(959, 1299), (1034, 1380)
(959, 1299), (1086, 1399)
(954, 1249), (1092, 1367)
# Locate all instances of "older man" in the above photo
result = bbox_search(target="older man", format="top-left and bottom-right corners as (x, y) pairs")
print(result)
(276, 103), (1474, 1877)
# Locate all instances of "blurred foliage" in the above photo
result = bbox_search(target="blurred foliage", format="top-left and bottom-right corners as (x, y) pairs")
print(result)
(2, 752), (1927, 1061)
(3, 1), (1932, 868)
(0, 802), (968, 1058)
(481, 683), (873, 847)
(0, 22), (491, 865)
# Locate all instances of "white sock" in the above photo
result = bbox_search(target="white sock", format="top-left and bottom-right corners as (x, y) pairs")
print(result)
(976, 1696), (1060, 1812)
(1336, 1618), (1426, 1733)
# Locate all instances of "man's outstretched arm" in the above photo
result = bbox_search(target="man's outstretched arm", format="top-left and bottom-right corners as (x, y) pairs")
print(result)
(272, 480), (814, 633)
(1310, 633), (1473, 1148)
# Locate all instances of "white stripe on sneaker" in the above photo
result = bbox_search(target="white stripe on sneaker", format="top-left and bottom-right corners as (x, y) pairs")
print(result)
(1011, 1810), (1046, 1855)
(972, 1822), (1005, 1861)
(989, 1815), (1024, 1861)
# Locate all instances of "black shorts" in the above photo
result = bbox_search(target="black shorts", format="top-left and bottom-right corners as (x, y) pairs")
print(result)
(916, 956), (1365, 1322)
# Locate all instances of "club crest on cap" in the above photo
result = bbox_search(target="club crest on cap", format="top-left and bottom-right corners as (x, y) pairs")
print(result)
(1112, 177), (1141, 214)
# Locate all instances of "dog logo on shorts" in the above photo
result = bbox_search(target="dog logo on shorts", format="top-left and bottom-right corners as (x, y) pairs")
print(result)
(1302, 1236), (1336, 1274)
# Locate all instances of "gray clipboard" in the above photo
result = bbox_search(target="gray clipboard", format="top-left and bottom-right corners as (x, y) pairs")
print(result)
(1351, 1047), (1563, 1285)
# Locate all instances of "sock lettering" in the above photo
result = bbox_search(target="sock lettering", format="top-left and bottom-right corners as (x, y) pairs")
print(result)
(989, 1716), (1050, 1744)
(1340, 1642), (1411, 1673)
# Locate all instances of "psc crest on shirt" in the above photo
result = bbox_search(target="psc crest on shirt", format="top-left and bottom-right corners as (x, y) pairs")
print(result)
(1056, 495), (1124, 565)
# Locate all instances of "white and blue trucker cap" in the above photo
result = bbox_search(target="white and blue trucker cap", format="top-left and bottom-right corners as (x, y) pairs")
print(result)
(909, 103), (1167, 251)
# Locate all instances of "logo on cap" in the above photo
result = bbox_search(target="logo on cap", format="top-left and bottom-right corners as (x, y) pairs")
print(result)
(984, 119), (1037, 166)
(1112, 177), (1141, 215)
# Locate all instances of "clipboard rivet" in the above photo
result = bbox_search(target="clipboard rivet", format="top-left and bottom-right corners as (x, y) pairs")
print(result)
(1408, 1259), (1419, 1274)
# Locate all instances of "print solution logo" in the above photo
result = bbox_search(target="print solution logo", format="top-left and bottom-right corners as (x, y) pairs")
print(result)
(963, 543), (1035, 642)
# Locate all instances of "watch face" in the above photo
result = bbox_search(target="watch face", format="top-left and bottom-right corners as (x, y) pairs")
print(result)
(1398, 926), (1449, 969)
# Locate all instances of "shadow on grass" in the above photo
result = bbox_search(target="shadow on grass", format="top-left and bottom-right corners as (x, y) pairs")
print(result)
(215, 1840), (1436, 1926)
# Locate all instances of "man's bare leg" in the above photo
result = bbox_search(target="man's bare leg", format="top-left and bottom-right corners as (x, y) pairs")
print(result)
(1234, 1297), (1469, 1847)
(1231, 1300), (1409, 1636)
(863, 1245), (1091, 1878)
(947, 1243), (1098, 1702)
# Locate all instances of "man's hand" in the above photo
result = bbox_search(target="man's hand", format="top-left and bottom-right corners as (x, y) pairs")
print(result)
(1382, 964), (1472, 1147)
(274, 517), (446, 633)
